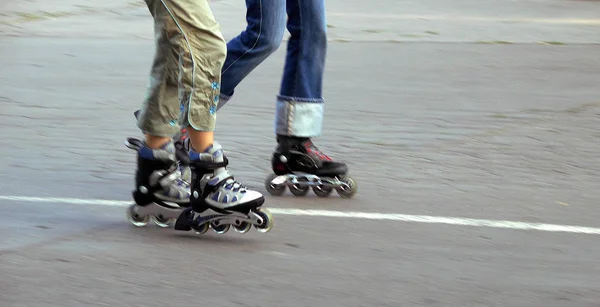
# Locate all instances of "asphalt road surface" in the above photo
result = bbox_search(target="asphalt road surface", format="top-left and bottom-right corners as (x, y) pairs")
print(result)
(1, 0), (600, 306)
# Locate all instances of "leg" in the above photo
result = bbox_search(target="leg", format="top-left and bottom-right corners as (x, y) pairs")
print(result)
(128, 0), (273, 233)
(125, 0), (194, 228)
(137, 0), (182, 143)
(216, 0), (287, 110)
(278, 0), (327, 105)
(265, 0), (357, 198)
(132, 0), (191, 205)
(158, 0), (272, 233)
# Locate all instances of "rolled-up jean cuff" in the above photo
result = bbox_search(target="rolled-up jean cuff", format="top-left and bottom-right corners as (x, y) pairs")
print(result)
(275, 95), (324, 137)
(216, 93), (231, 111)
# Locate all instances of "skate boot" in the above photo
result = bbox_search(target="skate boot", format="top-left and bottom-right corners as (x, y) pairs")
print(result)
(124, 137), (191, 228)
(133, 109), (191, 182)
(265, 136), (357, 198)
(173, 130), (192, 183)
(173, 141), (274, 235)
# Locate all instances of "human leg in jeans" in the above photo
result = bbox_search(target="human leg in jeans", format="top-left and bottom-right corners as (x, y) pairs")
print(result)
(216, 0), (287, 109)
(218, 0), (356, 198)
(126, 0), (273, 233)
(273, 0), (356, 198)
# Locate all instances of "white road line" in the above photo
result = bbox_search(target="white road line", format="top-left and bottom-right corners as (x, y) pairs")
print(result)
(328, 13), (600, 25)
(2, 195), (599, 235)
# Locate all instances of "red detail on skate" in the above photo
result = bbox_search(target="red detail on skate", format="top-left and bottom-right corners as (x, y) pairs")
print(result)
(306, 146), (332, 161)
(274, 162), (286, 171)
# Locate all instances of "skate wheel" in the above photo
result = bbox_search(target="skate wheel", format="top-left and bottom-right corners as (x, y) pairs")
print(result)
(152, 215), (176, 228)
(126, 204), (150, 227)
(265, 173), (286, 196)
(290, 177), (310, 197)
(290, 185), (309, 197)
(233, 221), (252, 234)
(313, 185), (333, 197)
(210, 221), (230, 234)
(337, 176), (358, 198)
(254, 208), (274, 233)
(193, 222), (210, 235)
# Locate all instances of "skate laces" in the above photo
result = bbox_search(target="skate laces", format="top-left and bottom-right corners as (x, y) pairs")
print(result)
(208, 168), (247, 194)
(304, 140), (332, 161)
(222, 178), (248, 193)
(203, 175), (249, 206)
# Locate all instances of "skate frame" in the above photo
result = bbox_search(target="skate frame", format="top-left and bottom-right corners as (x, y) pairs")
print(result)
(271, 173), (349, 188)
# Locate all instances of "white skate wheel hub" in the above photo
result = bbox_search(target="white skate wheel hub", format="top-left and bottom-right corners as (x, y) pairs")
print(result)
(279, 155), (288, 163)
(139, 186), (148, 194)
(193, 191), (199, 198)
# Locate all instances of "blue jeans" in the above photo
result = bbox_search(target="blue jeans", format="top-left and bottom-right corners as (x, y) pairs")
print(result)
(217, 0), (327, 138)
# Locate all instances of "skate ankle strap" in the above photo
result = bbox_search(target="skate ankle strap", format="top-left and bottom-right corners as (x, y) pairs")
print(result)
(190, 156), (229, 171)
(174, 142), (190, 165)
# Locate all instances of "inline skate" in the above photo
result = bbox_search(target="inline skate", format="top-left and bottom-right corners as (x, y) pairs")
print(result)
(173, 141), (273, 234)
(264, 136), (357, 198)
(124, 136), (191, 229)
(125, 111), (273, 234)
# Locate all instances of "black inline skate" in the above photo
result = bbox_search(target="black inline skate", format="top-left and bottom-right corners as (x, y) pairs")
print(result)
(264, 136), (357, 198)
(125, 111), (273, 234)
(124, 137), (192, 228)
(173, 141), (273, 234)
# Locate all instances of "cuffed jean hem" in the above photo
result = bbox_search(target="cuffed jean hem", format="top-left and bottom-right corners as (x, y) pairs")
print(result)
(275, 95), (324, 137)
(216, 93), (232, 111)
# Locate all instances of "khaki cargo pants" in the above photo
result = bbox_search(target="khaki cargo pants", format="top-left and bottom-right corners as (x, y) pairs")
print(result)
(137, 0), (227, 137)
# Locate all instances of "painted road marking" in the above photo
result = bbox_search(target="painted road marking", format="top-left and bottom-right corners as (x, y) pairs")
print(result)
(1, 195), (599, 235)
(328, 13), (600, 25)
